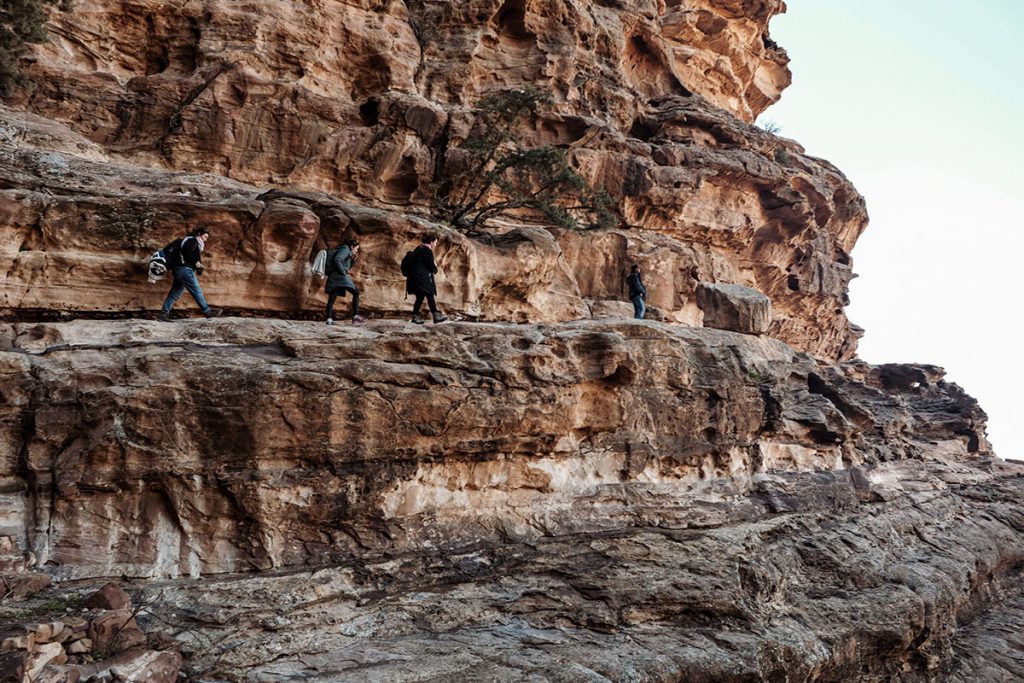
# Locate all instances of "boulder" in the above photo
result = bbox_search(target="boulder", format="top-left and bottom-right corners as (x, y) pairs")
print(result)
(696, 282), (772, 334)
(87, 611), (146, 656)
(85, 583), (132, 611)
(1, 574), (51, 601)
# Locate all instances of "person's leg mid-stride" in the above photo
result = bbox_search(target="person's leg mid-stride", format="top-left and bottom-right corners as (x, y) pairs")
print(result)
(160, 266), (219, 320)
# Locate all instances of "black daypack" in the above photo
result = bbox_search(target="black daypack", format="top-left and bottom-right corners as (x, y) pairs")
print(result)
(162, 237), (184, 268)
(324, 248), (338, 276)
(400, 250), (416, 278)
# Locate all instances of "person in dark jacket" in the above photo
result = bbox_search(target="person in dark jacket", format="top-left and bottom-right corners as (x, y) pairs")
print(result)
(626, 264), (647, 319)
(325, 239), (365, 325)
(407, 233), (447, 324)
(158, 227), (222, 321)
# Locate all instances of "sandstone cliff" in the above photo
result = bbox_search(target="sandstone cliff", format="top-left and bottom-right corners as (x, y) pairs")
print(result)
(3, 0), (861, 360)
(0, 0), (1020, 681)
(0, 319), (1019, 680)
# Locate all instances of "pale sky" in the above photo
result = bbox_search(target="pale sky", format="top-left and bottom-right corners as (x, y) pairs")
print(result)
(762, 1), (1023, 459)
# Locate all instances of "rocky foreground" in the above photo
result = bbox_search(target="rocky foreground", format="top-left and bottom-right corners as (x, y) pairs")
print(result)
(0, 317), (1021, 681)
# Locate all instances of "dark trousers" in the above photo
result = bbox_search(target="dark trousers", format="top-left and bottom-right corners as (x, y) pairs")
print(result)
(631, 295), (646, 320)
(412, 292), (438, 317)
(326, 286), (359, 320)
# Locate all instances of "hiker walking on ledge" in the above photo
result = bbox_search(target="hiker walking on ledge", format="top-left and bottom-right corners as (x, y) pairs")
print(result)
(325, 239), (365, 325)
(158, 227), (222, 321)
(405, 233), (447, 324)
(626, 264), (647, 320)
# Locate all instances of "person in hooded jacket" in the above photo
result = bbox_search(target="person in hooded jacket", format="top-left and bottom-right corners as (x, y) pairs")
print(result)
(325, 239), (365, 325)
(626, 264), (647, 319)
(158, 226), (222, 321)
(407, 233), (447, 324)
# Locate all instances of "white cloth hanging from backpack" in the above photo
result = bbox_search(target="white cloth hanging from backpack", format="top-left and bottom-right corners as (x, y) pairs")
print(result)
(311, 249), (328, 278)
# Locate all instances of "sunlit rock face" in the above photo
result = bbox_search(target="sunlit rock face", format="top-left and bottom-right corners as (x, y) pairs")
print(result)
(2, 318), (1019, 681)
(0, 319), (989, 579)
(2, 2), (1021, 682)
(1, 0), (861, 361)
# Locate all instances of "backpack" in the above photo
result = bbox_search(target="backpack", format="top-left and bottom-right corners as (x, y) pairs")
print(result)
(311, 249), (328, 278)
(145, 236), (184, 283)
(400, 250), (416, 278)
(162, 237), (185, 268)
(146, 250), (168, 283)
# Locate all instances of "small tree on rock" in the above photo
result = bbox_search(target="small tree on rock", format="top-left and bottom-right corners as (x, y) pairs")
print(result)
(1, 0), (72, 96)
(433, 87), (619, 233)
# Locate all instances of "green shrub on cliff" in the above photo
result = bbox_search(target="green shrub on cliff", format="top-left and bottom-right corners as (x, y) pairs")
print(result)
(432, 87), (619, 233)
(0, 0), (71, 96)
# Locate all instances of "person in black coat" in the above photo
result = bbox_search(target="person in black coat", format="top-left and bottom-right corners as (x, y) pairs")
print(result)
(626, 264), (647, 319)
(158, 226), (222, 321)
(325, 239), (365, 325)
(407, 233), (447, 324)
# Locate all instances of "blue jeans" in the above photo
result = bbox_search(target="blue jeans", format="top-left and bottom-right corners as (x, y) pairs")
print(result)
(632, 295), (646, 319)
(162, 266), (209, 314)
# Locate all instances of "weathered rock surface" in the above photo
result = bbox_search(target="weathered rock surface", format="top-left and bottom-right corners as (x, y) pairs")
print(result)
(697, 281), (771, 334)
(0, 318), (1017, 680)
(0, 318), (989, 579)
(136, 462), (1024, 681)
(0, 582), (182, 683)
(0, 0), (862, 361)
(0, 1), (1019, 681)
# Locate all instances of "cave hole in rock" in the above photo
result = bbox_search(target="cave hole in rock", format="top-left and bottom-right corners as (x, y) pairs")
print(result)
(359, 99), (380, 127)
(540, 117), (588, 145)
(145, 43), (169, 76)
(562, 116), (589, 142)
(382, 157), (420, 204)
(787, 274), (800, 291)
(809, 428), (843, 444)
(600, 365), (635, 387)
(143, 16), (200, 75)
(954, 427), (981, 453)
(807, 373), (832, 397)
(876, 366), (929, 392)
(493, 0), (533, 42)
(629, 118), (657, 141)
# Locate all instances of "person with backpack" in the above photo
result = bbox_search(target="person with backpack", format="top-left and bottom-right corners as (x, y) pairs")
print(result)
(404, 233), (447, 324)
(157, 227), (222, 321)
(325, 239), (365, 325)
(626, 264), (647, 319)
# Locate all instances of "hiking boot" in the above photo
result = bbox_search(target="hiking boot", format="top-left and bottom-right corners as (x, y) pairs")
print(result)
(157, 312), (171, 322)
(432, 313), (448, 324)
(205, 308), (223, 318)
(325, 318), (334, 326)
(352, 315), (367, 324)
(411, 315), (425, 324)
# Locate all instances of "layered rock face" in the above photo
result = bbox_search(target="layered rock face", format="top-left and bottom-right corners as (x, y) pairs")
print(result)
(0, 319), (1020, 681)
(1, 1), (1021, 682)
(2, 0), (861, 361)
(0, 318), (988, 578)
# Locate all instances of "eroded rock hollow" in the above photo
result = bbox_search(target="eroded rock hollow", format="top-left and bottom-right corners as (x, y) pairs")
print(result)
(0, 0), (1020, 681)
